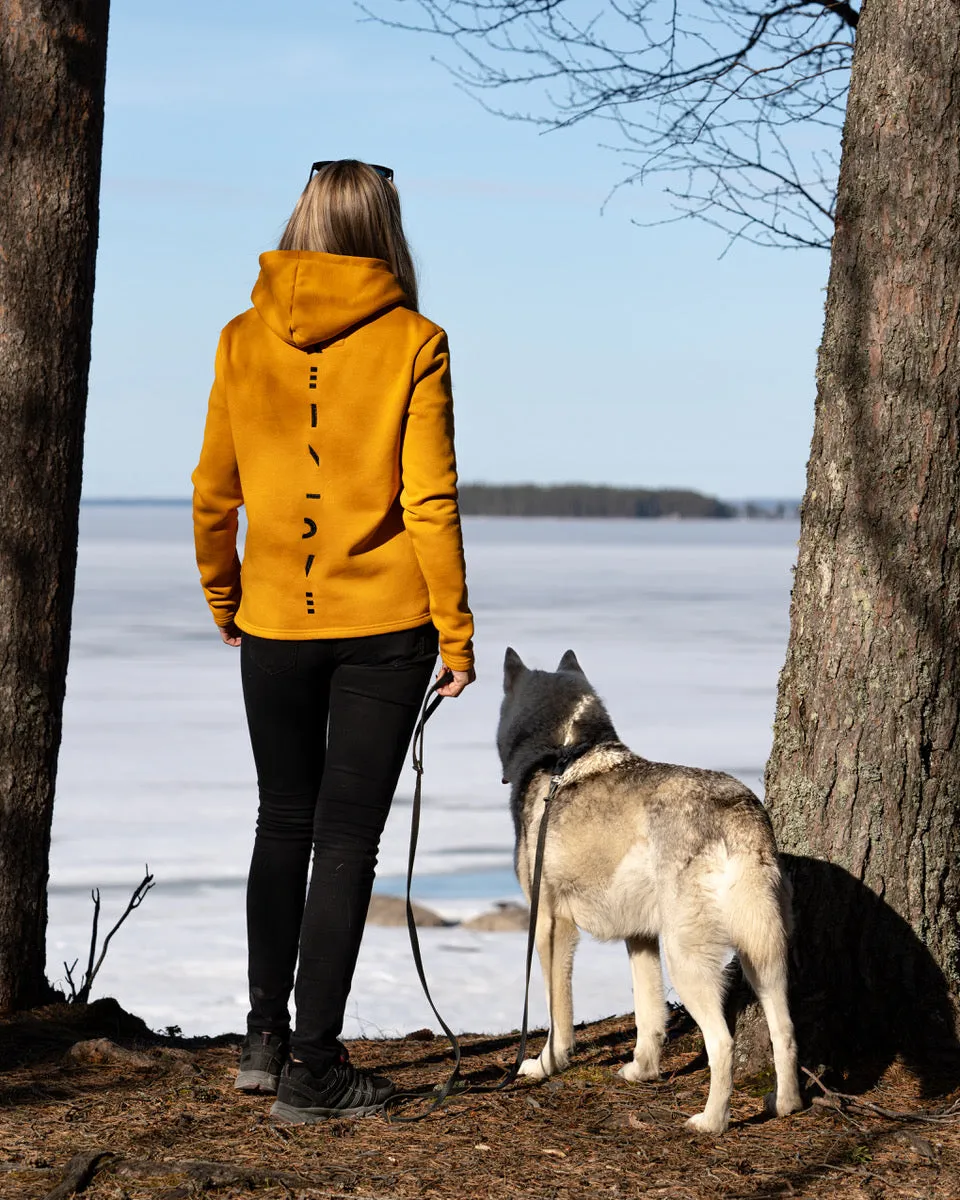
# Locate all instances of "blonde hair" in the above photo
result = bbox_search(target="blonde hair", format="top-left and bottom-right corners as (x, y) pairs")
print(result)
(279, 160), (418, 311)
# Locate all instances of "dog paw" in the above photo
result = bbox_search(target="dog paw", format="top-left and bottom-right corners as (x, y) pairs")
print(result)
(684, 1111), (729, 1136)
(764, 1088), (803, 1117)
(618, 1059), (659, 1083)
(518, 1057), (548, 1080)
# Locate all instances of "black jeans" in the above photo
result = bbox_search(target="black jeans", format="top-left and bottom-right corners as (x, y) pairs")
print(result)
(240, 622), (438, 1073)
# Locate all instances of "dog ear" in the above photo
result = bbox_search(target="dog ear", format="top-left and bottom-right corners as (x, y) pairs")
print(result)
(557, 649), (584, 675)
(503, 647), (527, 691)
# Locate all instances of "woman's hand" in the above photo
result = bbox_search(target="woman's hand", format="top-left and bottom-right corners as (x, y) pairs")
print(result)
(219, 621), (242, 647)
(436, 665), (475, 697)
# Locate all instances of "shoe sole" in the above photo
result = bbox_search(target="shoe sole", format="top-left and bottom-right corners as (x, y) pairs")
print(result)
(235, 1069), (280, 1094)
(269, 1098), (388, 1123)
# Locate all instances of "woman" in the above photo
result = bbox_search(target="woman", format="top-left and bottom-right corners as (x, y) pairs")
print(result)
(192, 160), (475, 1124)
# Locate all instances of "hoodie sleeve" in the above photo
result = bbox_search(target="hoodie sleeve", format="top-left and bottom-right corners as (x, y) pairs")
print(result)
(400, 329), (475, 671)
(192, 336), (243, 628)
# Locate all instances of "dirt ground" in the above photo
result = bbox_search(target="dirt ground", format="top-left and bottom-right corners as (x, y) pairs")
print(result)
(1, 999), (958, 1200)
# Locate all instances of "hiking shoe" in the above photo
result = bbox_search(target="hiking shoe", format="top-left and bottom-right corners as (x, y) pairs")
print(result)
(234, 1031), (288, 1094)
(269, 1056), (395, 1123)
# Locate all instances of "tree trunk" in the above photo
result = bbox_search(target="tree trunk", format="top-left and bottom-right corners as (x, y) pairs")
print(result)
(752, 0), (960, 1080)
(0, 1), (109, 1011)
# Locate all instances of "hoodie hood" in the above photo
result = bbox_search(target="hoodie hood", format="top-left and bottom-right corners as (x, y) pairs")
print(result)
(251, 250), (408, 348)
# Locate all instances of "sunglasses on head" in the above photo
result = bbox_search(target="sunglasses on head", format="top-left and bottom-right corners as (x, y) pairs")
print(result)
(309, 161), (394, 183)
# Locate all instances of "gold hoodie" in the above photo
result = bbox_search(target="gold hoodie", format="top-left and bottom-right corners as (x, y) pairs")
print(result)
(192, 250), (474, 671)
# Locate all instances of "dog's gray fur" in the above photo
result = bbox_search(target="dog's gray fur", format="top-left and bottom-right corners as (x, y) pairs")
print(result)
(498, 648), (801, 1134)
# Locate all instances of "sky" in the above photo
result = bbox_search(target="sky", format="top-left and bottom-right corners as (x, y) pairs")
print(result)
(83, 1), (832, 501)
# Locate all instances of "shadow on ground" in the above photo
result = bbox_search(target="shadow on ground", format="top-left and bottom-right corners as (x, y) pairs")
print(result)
(730, 854), (960, 1098)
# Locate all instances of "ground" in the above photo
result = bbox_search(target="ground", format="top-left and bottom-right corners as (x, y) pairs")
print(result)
(1, 1000), (958, 1199)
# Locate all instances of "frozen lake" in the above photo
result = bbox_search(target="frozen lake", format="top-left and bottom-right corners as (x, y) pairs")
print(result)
(47, 506), (799, 1040)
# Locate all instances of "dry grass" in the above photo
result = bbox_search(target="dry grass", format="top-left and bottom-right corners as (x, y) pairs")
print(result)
(1, 999), (958, 1199)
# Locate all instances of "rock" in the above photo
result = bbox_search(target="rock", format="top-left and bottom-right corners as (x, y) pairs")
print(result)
(366, 894), (450, 927)
(63, 1038), (154, 1068)
(462, 902), (530, 932)
(154, 1046), (192, 1062)
(64, 1040), (198, 1076)
(154, 1047), (201, 1076)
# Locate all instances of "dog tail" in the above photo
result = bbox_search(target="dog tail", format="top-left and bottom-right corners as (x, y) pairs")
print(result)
(724, 855), (791, 978)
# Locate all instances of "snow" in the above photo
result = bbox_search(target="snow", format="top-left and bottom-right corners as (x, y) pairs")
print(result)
(47, 507), (798, 1040)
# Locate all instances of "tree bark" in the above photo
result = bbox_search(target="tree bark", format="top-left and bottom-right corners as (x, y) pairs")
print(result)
(757, 0), (960, 1076)
(0, 1), (109, 1011)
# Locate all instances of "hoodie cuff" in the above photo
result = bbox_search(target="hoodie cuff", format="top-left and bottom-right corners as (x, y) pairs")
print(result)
(440, 652), (474, 673)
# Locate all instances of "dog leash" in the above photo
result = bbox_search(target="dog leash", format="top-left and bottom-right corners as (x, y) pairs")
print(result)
(386, 672), (464, 1120)
(386, 685), (587, 1121)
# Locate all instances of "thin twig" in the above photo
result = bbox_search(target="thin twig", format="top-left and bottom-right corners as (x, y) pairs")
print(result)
(62, 958), (79, 1003)
(802, 1066), (960, 1124)
(810, 1093), (867, 1131)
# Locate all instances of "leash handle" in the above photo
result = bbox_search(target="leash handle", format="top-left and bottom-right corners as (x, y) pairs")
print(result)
(411, 670), (452, 767)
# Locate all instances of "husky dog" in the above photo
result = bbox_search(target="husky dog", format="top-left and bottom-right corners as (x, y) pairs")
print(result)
(497, 648), (802, 1134)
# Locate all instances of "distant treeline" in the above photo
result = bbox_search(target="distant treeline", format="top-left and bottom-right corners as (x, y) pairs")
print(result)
(457, 484), (736, 519)
(79, 493), (801, 518)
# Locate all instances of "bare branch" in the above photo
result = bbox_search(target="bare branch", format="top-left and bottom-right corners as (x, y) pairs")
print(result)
(364, 0), (858, 249)
(84, 887), (101, 998)
(69, 868), (155, 1005)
